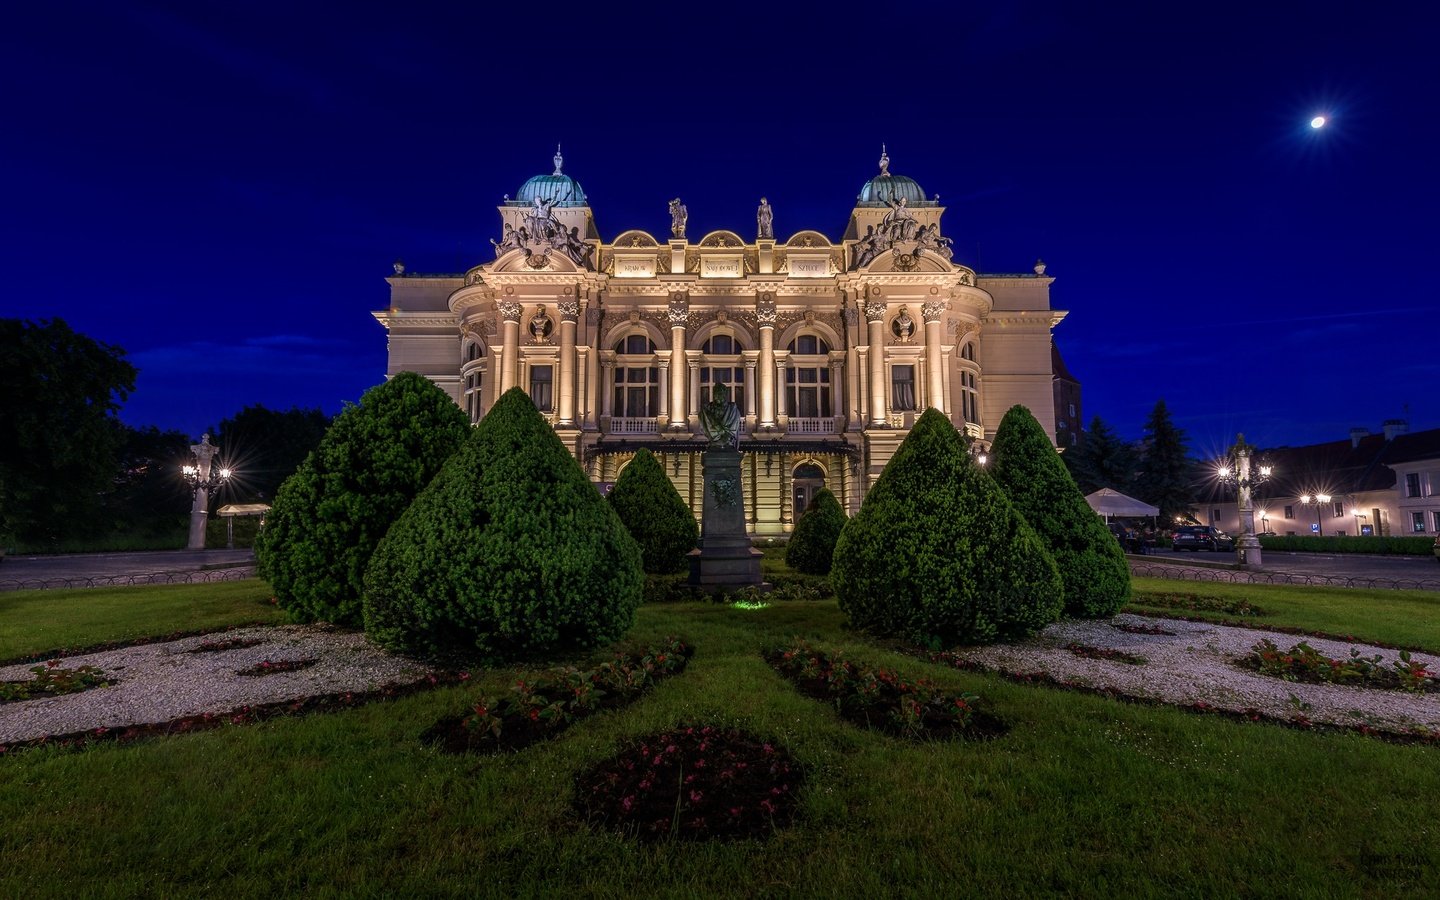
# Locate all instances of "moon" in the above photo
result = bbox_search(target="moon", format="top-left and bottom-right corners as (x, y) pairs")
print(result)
(1310, 115), (1327, 129)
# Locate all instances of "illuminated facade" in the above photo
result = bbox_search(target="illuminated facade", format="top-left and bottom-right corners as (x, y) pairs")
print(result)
(373, 150), (1068, 535)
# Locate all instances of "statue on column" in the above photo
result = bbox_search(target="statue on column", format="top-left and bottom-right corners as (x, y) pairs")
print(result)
(757, 197), (774, 240)
(700, 383), (742, 449)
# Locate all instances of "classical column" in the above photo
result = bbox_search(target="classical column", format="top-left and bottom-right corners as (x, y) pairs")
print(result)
(601, 360), (615, 418)
(843, 303), (860, 425)
(557, 299), (579, 425)
(922, 300), (946, 414)
(775, 357), (788, 419)
(584, 305), (601, 428)
(668, 293), (689, 431)
(865, 298), (888, 426)
(743, 359), (758, 419)
(687, 355), (701, 421)
(498, 300), (523, 393)
(757, 294), (777, 427)
(656, 357), (670, 420)
(829, 358), (845, 424)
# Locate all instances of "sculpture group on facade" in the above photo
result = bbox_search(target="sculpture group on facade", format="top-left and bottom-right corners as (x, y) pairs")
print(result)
(849, 198), (955, 270)
(491, 194), (595, 269)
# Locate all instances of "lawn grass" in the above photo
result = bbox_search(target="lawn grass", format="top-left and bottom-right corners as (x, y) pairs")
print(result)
(0, 579), (286, 661)
(2, 587), (1438, 896)
(1129, 576), (1440, 651)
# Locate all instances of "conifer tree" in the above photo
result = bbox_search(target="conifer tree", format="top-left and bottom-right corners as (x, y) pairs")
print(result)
(1063, 415), (1138, 496)
(256, 372), (470, 626)
(1133, 399), (1196, 522)
(990, 404), (1131, 617)
(607, 447), (697, 574)
(832, 408), (1063, 646)
(785, 487), (846, 575)
(363, 387), (643, 661)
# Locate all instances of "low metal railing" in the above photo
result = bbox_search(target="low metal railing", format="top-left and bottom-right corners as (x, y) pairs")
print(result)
(0, 566), (258, 592)
(1130, 560), (1440, 592)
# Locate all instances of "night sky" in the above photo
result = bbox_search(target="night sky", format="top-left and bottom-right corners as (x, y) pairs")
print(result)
(5, 3), (1437, 456)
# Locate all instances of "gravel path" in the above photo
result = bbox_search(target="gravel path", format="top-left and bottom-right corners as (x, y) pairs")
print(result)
(950, 614), (1440, 733)
(0, 625), (437, 744)
(4, 617), (1436, 747)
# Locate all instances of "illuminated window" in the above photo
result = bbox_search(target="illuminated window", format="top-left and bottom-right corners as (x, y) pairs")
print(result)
(786, 365), (831, 417)
(891, 365), (916, 411)
(528, 366), (553, 412)
(1284, 505), (1294, 519)
(1413, 512), (1426, 534)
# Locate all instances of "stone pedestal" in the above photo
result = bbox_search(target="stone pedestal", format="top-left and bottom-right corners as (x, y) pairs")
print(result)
(689, 449), (764, 588)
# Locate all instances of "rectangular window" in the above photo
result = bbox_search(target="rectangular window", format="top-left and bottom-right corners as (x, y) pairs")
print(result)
(1210, 509), (1220, 524)
(1433, 511), (1440, 532)
(529, 366), (553, 412)
(1332, 501), (1344, 519)
(1283, 505), (1294, 519)
(891, 365), (916, 411)
(1413, 512), (1426, 534)
(1406, 473), (1422, 498)
(612, 366), (658, 417)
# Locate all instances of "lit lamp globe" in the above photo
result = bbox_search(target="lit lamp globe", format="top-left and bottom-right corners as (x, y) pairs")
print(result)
(1310, 116), (1327, 129)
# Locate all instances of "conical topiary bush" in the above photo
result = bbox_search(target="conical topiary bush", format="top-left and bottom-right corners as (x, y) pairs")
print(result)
(832, 408), (1063, 646)
(362, 387), (644, 661)
(988, 404), (1131, 617)
(607, 447), (698, 574)
(784, 487), (845, 575)
(255, 371), (471, 626)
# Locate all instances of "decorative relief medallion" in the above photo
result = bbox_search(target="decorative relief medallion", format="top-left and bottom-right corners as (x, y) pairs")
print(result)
(890, 307), (915, 342)
(711, 476), (739, 508)
(529, 306), (554, 343)
(497, 300), (523, 322)
(892, 250), (920, 272)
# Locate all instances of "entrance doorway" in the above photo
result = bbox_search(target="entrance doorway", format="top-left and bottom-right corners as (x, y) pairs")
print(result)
(792, 463), (826, 518)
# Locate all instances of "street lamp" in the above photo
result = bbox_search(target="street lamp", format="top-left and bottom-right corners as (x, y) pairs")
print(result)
(1216, 433), (1273, 568)
(182, 433), (232, 550)
(1299, 493), (1332, 537)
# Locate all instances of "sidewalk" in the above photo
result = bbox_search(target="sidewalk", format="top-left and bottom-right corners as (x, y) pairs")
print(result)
(0, 549), (256, 591)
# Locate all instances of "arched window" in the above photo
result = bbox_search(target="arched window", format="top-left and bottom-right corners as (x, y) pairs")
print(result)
(462, 341), (487, 423)
(961, 371), (979, 424)
(787, 335), (830, 355)
(786, 334), (831, 418)
(615, 334), (656, 355)
(701, 333), (744, 406)
(961, 342), (976, 362)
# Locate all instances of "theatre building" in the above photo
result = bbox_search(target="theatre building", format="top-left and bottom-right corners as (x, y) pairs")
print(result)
(373, 149), (1069, 535)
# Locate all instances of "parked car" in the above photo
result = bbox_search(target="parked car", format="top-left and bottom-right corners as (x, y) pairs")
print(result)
(1171, 525), (1235, 552)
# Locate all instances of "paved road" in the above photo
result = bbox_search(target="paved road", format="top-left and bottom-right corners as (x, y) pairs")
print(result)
(1134, 548), (1440, 590)
(0, 549), (256, 591)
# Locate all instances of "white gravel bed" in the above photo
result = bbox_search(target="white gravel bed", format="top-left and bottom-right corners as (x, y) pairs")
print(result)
(948, 614), (1440, 733)
(0, 625), (437, 744)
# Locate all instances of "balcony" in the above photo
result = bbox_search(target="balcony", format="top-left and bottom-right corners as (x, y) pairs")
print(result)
(787, 417), (837, 435)
(609, 417), (659, 435)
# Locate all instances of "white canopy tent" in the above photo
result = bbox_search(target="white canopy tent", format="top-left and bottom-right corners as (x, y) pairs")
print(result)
(1084, 488), (1159, 520)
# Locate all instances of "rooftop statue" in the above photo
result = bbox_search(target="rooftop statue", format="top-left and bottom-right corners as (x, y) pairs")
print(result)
(757, 197), (774, 240)
(669, 198), (688, 239)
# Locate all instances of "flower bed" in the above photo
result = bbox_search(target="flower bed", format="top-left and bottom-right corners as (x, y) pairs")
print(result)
(1131, 591), (1266, 617)
(423, 637), (691, 754)
(573, 724), (803, 841)
(1065, 643), (1146, 665)
(236, 658), (319, 677)
(187, 637), (266, 654)
(0, 661), (112, 704)
(1243, 639), (1436, 693)
(764, 641), (1006, 740)
(1110, 621), (1177, 637)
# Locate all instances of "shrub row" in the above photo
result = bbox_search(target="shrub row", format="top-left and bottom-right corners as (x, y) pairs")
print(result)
(1245, 639), (1435, 692)
(1258, 535), (1435, 556)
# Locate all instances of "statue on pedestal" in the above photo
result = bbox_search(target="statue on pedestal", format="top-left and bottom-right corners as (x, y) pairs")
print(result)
(700, 383), (741, 449)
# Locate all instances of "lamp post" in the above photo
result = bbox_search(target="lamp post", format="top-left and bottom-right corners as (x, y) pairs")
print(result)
(1299, 493), (1331, 538)
(182, 433), (231, 550)
(1216, 433), (1273, 568)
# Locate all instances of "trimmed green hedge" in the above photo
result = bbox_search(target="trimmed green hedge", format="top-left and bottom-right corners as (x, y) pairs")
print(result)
(255, 372), (471, 626)
(362, 388), (643, 662)
(832, 408), (1063, 647)
(785, 487), (846, 575)
(989, 404), (1131, 617)
(607, 448), (698, 574)
(1258, 534), (1435, 556)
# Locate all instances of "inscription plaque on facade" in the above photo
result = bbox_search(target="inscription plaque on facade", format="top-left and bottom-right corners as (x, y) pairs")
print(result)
(700, 256), (743, 278)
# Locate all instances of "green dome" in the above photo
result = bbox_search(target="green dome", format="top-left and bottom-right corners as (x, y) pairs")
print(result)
(513, 146), (587, 207)
(855, 147), (933, 207)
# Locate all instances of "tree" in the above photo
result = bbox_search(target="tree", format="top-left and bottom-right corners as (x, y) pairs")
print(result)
(989, 405), (1131, 618)
(363, 387), (644, 662)
(0, 319), (137, 545)
(99, 423), (192, 537)
(607, 448), (697, 574)
(212, 404), (332, 503)
(1063, 415), (1138, 496)
(1133, 399), (1196, 523)
(831, 408), (1063, 646)
(784, 487), (845, 575)
(255, 372), (471, 626)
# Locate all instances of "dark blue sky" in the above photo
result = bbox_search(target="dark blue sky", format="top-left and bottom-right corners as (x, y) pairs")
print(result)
(5, 3), (1437, 455)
